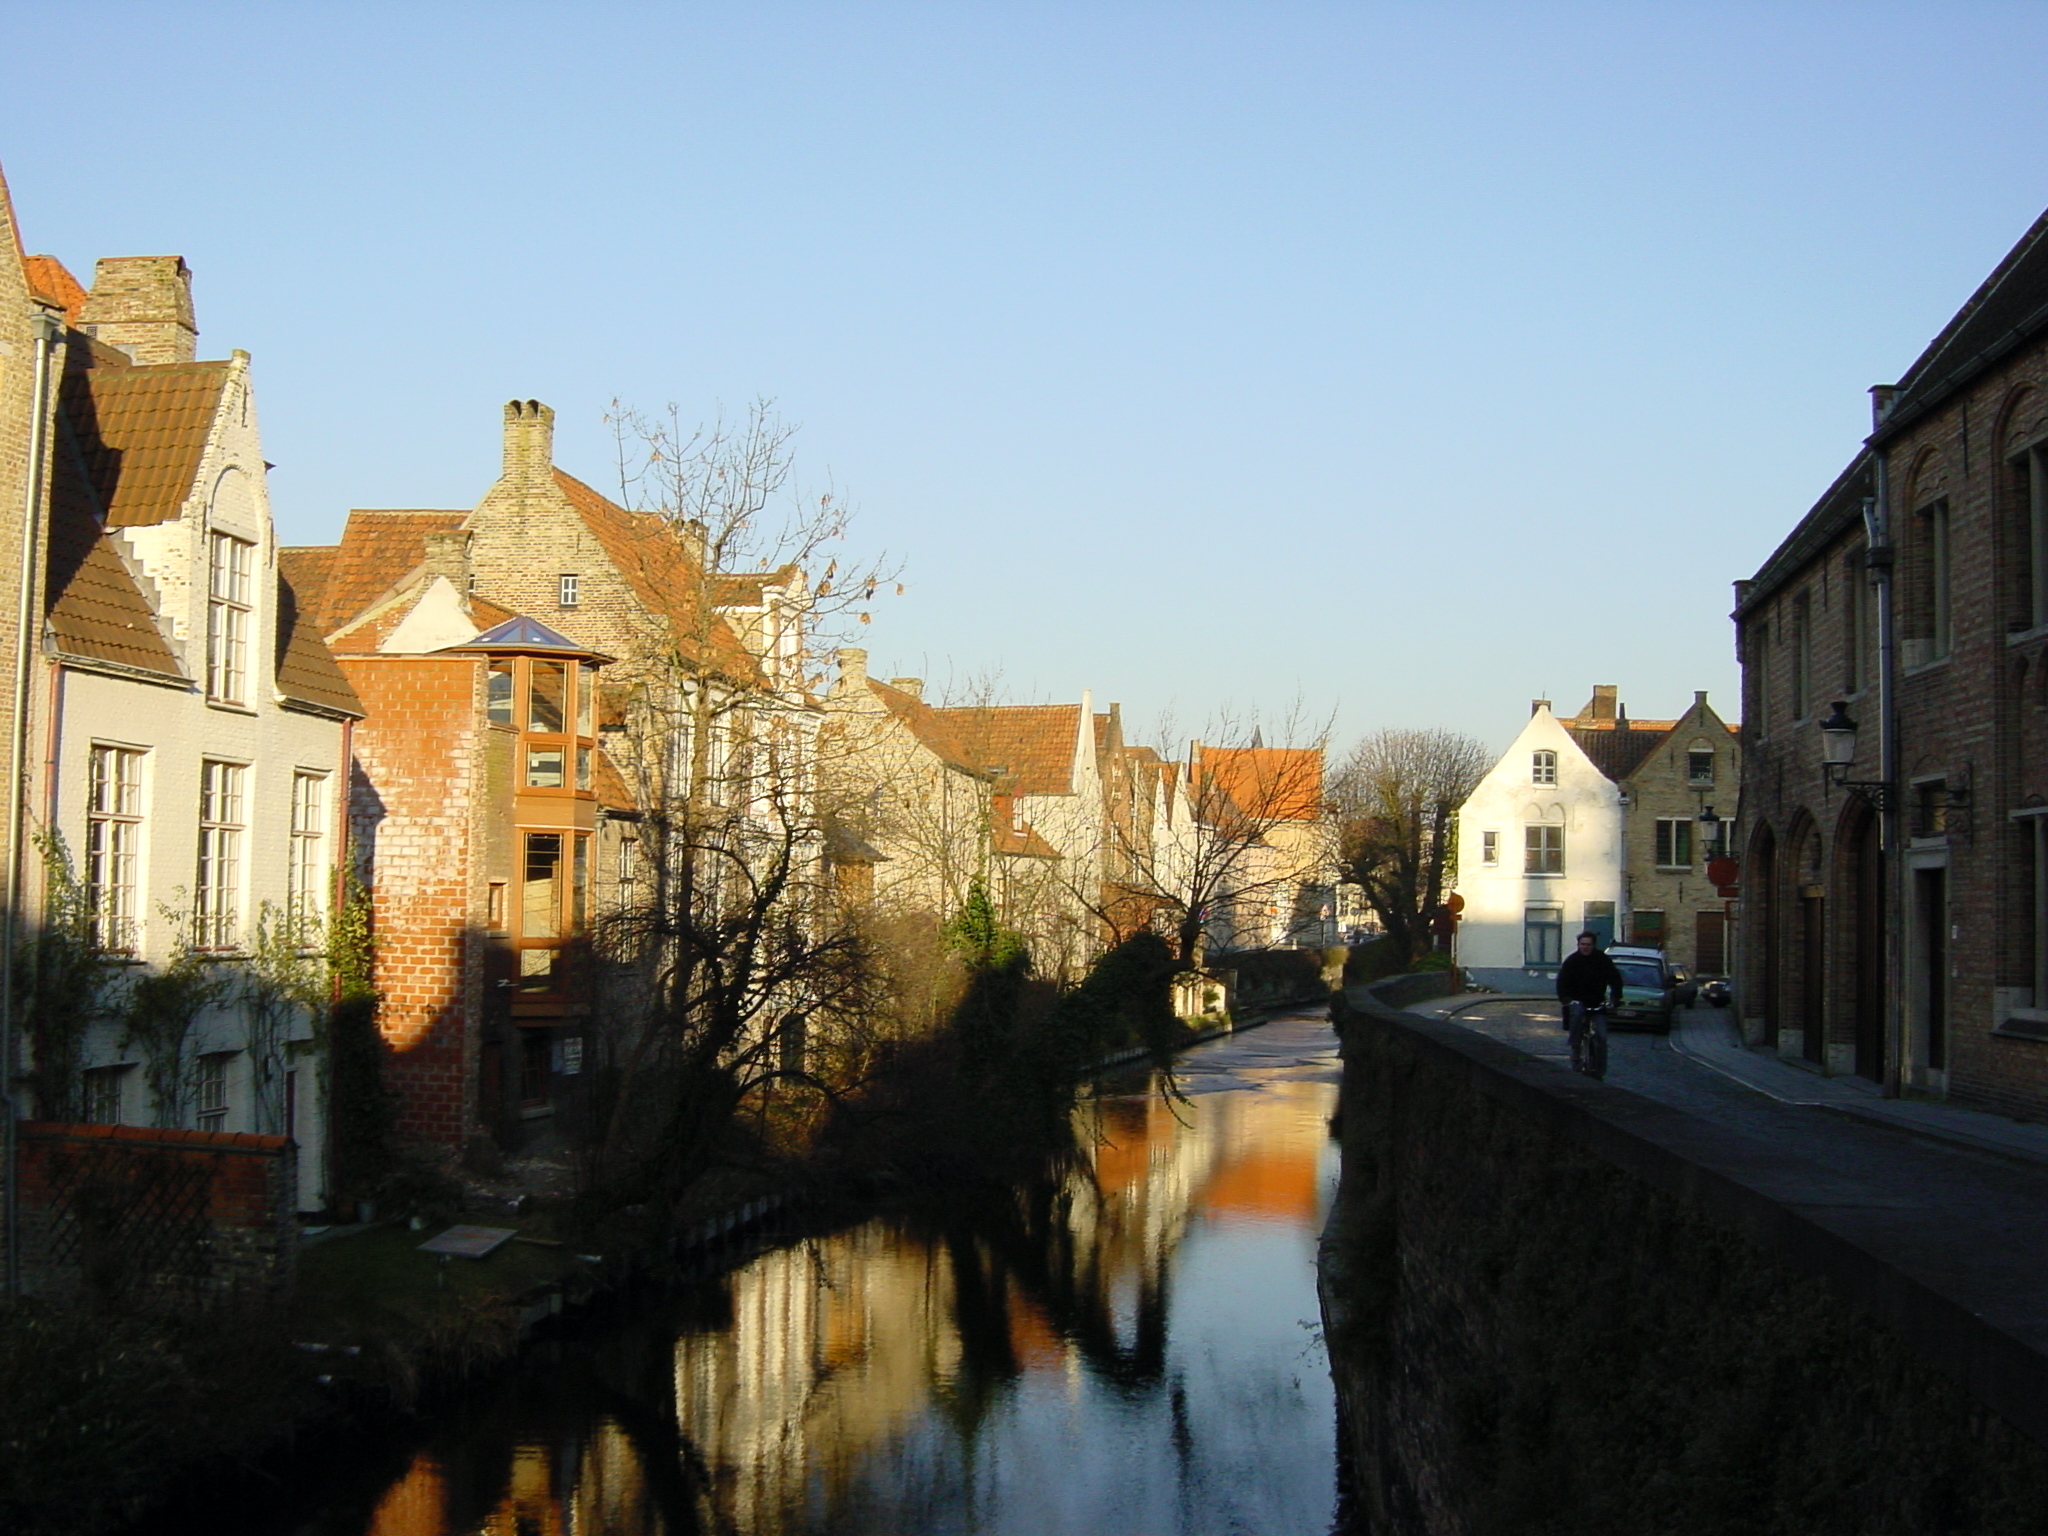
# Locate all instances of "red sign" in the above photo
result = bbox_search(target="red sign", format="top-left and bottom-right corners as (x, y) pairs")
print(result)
(1706, 855), (1740, 887)
(1445, 892), (1465, 915)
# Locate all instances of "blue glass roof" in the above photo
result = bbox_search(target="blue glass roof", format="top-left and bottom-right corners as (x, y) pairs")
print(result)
(455, 615), (587, 652)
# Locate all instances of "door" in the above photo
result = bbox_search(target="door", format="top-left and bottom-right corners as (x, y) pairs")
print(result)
(1801, 893), (1826, 1065)
(1582, 902), (1616, 949)
(1915, 867), (1948, 1072)
(1695, 910), (1726, 975)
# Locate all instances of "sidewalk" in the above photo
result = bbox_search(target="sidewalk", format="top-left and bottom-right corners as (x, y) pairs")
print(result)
(1410, 990), (2048, 1170)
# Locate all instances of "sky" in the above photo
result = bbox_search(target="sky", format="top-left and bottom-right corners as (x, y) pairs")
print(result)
(6, 1), (2048, 754)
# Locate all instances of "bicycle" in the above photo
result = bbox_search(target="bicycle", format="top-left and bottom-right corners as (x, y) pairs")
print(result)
(1565, 999), (1608, 1080)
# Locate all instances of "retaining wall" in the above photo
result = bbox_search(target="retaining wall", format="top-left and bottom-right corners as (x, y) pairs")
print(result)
(1320, 986), (2048, 1535)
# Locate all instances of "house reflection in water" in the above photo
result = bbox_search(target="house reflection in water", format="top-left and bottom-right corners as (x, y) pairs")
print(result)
(355, 1028), (1339, 1536)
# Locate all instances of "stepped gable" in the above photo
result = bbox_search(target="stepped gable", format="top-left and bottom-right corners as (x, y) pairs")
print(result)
(929, 703), (1084, 795)
(43, 447), (182, 681)
(58, 360), (230, 527)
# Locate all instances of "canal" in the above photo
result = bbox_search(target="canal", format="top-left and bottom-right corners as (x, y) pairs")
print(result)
(236, 1010), (1345, 1535)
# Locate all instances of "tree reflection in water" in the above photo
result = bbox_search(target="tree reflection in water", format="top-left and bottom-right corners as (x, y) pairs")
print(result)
(344, 1017), (1341, 1536)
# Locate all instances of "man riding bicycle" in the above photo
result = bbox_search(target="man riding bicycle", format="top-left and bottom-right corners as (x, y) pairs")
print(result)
(1556, 931), (1624, 1078)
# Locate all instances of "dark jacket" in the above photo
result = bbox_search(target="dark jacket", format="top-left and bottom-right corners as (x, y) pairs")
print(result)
(1556, 948), (1624, 1007)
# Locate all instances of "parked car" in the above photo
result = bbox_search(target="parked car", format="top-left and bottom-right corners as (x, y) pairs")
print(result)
(1602, 944), (1689, 1034)
(1699, 978), (1732, 1009)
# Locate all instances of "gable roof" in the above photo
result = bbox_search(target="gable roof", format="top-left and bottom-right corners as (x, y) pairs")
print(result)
(44, 457), (183, 681)
(1192, 746), (1324, 824)
(55, 360), (229, 527)
(283, 510), (468, 635)
(274, 571), (364, 716)
(929, 703), (1083, 796)
(1564, 724), (1666, 782)
(864, 678), (989, 778)
(25, 254), (85, 324)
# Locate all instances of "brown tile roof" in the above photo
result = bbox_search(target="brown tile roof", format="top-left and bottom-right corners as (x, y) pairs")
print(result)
(44, 454), (183, 681)
(55, 361), (230, 528)
(25, 255), (85, 324)
(593, 744), (635, 813)
(928, 703), (1083, 796)
(1193, 746), (1324, 824)
(283, 510), (468, 634)
(274, 571), (363, 717)
(866, 678), (988, 778)
(1565, 725), (1667, 782)
(991, 792), (1059, 858)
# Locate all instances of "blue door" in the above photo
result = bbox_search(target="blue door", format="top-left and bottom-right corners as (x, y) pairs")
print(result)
(1582, 902), (1616, 949)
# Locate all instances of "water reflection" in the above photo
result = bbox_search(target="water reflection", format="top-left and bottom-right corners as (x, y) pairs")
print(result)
(357, 1014), (1340, 1536)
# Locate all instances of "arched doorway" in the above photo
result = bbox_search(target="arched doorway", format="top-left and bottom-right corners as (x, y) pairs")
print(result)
(1787, 817), (1825, 1066)
(1846, 809), (1885, 1082)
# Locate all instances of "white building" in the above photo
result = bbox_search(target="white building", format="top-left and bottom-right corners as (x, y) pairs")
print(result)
(36, 257), (360, 1211)
(1454, 701), (1625, 993)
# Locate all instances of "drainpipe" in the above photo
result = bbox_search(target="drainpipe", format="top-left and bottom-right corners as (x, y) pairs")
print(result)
(1864, 441), (1903, 1099)
(4, 306), (59, 1299)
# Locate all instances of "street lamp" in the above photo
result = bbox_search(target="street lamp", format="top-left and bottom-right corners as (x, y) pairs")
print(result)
(1696, 804), (1724, 859)
(1819, 701), (1894, 809)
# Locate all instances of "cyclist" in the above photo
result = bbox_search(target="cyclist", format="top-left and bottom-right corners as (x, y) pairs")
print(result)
(1556, 931), (1624, 1078)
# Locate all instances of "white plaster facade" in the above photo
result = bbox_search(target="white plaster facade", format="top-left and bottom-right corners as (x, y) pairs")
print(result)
(1455, 706), (1625, 992)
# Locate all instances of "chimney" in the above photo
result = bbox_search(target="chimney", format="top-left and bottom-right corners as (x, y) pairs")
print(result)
(78, 256), (197, 364)
(680, 518), (708, 568)
(889, 677), (924, 699)
(1870, 384), (1898, 430)
(1590, 684), (1618, 722)
(1530, 699), (1550, 716)
(502, 399), (555, 484)
(837, 647), (868, 688)
(1694, 689), (1709, 710)
(422, 529), (471, 588)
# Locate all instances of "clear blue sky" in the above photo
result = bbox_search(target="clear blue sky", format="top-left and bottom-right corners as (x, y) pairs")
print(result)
(7, 2), (2048, 752)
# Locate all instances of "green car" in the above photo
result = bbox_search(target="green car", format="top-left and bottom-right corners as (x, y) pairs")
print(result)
(1605, 946), (1684, 1034)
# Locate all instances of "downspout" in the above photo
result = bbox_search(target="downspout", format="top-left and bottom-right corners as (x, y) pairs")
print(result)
(4, 305), (60, 1299)
(1864, 442), (1903, 1099)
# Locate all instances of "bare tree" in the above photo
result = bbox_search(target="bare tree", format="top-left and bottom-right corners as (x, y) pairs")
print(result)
(584, 400), (901, 1221)
(1328, 728), (1489, 966)
(1098, 706), (1337, 974)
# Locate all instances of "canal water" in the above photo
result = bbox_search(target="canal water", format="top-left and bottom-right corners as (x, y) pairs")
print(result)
(259, 1012), (1343, 1536)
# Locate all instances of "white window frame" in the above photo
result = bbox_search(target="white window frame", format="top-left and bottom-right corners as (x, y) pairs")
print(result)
(288, 770), (327, 933)
(1480, 829), (1499, 867)
(1525, 823), (1564, 876)
(1688, 750), (1715, 786)
(559, 572), (580, 608)
(196, 1053), (231, 1130)
(1524, 904), (1564, 966)
(83, 1064), (126, 1126)
(197, 760), (247, 949)
(206, 531), (255, 706)
(1654, 818), (1694, 870)
(86, 744), (145, 952)
(1531, 750), (1557, 787)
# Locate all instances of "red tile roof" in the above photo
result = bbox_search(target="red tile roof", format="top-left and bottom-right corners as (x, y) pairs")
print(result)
(1192, 746), (1324, 824)
(928, 703), (1083, 796)
(866, 678), (988, 778)
(25, 254), (85, 324)
(44, 459), (183, 680)
(282, 510), (468, 635)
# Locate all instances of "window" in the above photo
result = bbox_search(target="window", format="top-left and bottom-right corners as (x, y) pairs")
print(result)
(1531, 750), (1557, 787)
(1525, 824), (1564, 875)
(525, 745), (566, 788)
(487, 880), (508, 931)
(86, 744), (144, 951)
(1842, 549), (1867, 692)
(619, 836), (639, 888)
(2017, 447), (2048, 631)
(2025, 813), (2048, 1006)
(1480, 830), (1499, 866)
(487, 660), (515, 725)
(1688, 751), (1715, 785)
(1654, 818), (1694, 869)
(527, 661), (566, 732)
(288, 771), (326, 929)
(517, 830), (591, 996)
(1632, 909), (1666, 947)
(1524, 905), (1563, 966)
(1751, 619), (1770, 733)
(1915, 500), (1953, 660)
(196, 1053), (231, 1129)
(83, 1065), (125, 1126)
(197, 760), (246, 948)
(206, 532), (254, 705)
(558, 573), (580, 608)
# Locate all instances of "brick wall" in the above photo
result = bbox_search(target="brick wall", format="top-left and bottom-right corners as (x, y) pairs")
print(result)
(14, 1120), (296, 1303)
(341, 655), (486, 1149)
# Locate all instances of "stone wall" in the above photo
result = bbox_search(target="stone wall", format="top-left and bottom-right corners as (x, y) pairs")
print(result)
(1320, 987), (2048, 1535)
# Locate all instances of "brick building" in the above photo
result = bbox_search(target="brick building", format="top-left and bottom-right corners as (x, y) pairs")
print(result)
(1736, 205), (2048, 1111)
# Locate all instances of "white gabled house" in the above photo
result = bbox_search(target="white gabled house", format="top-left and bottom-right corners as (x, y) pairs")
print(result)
(1455, 700), (1624, 992)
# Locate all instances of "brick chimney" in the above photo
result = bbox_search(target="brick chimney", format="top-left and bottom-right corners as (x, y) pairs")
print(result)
(422, 529), (471, 588)
(1589, 684), (1619, 721)
(890, 677), (924, 699)
(502, 399), (555, 484)
(837, 647), (868, 688)
(78, 256), (197, 364)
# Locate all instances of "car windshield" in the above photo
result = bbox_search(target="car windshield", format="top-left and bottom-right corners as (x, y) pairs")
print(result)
(1616, 961), (1664, 989)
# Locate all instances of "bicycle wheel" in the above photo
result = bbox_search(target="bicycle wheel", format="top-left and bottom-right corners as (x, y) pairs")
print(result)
(1587, 1016), (1608, 1079)
(1566, 1002), (1585, 1074)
